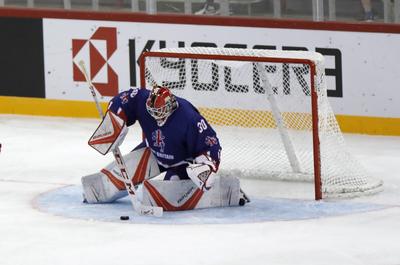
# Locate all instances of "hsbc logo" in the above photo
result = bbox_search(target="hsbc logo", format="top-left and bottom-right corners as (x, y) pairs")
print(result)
(72, 27), (118, 97)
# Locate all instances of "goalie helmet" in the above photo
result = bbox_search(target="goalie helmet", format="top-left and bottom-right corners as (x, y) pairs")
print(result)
(146, 86), (178, 126)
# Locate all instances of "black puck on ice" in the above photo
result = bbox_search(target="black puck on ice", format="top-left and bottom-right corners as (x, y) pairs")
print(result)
(120, 215), (130, 221)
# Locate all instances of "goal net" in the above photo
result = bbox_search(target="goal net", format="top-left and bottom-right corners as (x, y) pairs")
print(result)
(140, 47), (383, 199)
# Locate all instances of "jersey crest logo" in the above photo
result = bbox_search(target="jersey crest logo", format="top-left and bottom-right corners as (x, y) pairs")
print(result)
(205, 136), (218, 147)
(120, 91), (130, 104)
(152, 129), (165, 152)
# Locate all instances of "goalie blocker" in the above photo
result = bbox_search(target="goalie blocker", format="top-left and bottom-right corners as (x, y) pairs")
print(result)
(82, 147), (249, 210)
(88, 110), (128, 155)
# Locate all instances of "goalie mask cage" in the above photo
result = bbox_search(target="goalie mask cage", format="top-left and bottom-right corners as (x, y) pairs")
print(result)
(140, 47), (383, 200)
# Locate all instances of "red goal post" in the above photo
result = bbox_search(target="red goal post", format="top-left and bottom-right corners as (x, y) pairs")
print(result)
(139, 47), (382, 200)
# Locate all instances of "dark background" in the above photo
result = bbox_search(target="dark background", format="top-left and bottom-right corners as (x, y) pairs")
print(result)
(0, 17), (45, 98)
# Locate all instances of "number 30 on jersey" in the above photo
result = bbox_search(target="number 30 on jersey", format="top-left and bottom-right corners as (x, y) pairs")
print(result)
(197, 119), (208, 133)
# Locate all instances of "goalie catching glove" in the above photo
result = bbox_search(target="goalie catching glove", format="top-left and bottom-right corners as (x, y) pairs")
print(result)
(186, 154), (218, 191)
(88, 110), (128, 155)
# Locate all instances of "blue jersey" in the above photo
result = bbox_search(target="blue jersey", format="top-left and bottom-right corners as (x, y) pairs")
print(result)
(108, 88), (221, 172)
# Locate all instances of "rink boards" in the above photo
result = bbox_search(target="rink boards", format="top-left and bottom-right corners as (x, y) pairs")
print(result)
(0, 8), (399, 135)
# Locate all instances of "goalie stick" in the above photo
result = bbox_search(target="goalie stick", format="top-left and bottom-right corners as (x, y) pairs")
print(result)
(78, 60), (163, 217)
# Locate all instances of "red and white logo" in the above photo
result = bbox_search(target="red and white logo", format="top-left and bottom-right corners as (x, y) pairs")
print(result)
(152, 129), (166, 152)
(205, 136), (218, 147)
(72, 27), (118, 97)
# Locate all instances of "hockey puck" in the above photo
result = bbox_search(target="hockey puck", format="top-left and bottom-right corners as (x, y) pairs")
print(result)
(120, 215), (130, 221)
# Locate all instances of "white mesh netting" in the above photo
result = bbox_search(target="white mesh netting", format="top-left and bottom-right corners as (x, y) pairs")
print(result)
(142, 47), (383, 198)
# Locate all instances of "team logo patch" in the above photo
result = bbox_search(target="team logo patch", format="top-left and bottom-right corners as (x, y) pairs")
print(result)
(120, 91), (129, 104)
(152, 129), (165, 152)
(205, 136), (218, 147)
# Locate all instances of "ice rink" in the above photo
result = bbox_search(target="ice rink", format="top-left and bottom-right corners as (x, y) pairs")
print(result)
(1, 114), (399, 265)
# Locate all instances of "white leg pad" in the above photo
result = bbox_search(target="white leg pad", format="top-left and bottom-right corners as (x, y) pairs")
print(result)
(81, 147), (160, 203)
(138, 175), (242, 211)
(102, 147), (160, 186)
(81, 172), (127, 203)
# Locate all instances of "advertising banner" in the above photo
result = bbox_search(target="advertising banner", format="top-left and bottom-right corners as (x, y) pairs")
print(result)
(43, 18), (400, 118)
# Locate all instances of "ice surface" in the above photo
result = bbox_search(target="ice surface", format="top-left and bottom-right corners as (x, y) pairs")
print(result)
(34, 185), (386, 224)
(1, 114), (400, 265)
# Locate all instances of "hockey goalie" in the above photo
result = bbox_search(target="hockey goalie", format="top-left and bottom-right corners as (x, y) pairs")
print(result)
(81, 86), (250, 212)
